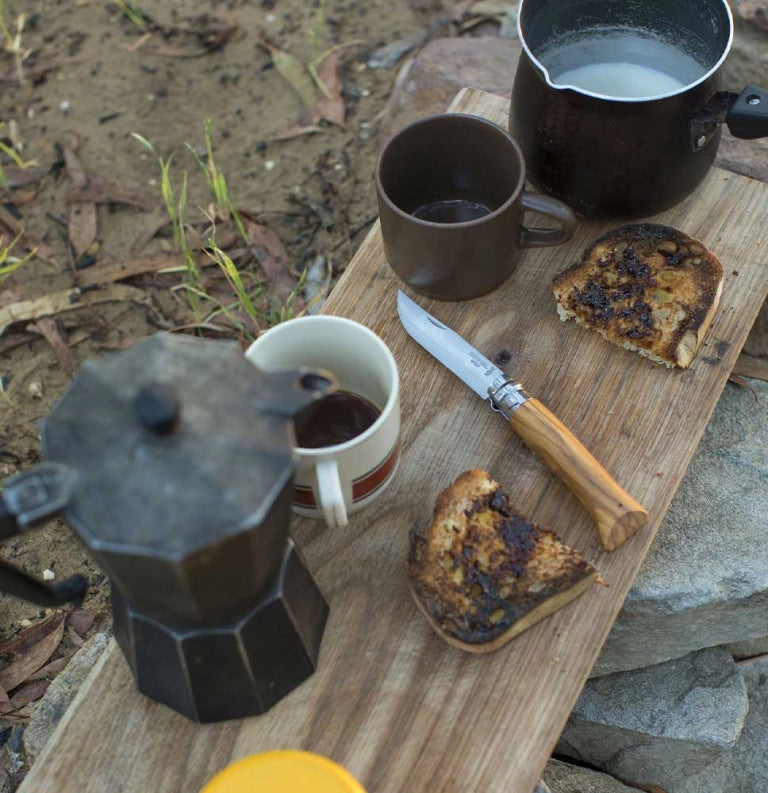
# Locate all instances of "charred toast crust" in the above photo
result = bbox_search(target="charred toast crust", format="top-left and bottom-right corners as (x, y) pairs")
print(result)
(553, 224), (724, 368)
(408, 471), (597, 647)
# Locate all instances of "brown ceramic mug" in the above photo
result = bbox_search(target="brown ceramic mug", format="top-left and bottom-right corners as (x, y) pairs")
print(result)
(375, 113), (577, 301)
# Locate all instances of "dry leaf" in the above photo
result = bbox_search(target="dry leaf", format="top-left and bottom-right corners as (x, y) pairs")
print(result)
(2, 701), (39, 721)
(267, 125), (322, 143)
(0, 284), (151, 336)
(28, 653), (74, 681)
(4, 187), (38, 206)
(68, 202), (98, 258)
(259, 38), (318, 108)
(130, 209), (173, 255)
(67, 608), (96, 637)
(0, 614), (61, 657)
(66, 180), (154, 211)
(64, 144), (98, 258)
(8, 679), (50, 711)
(63, 144), (87, 189)
(244, 220), (302, 306)
(0, 165), (47, 188)
(67, 626), (85, 649)
(0, 617), (65, 693)
(77, 252), (212, 288)
(309, 50), (345, 126)
(27, 317), (76, 379)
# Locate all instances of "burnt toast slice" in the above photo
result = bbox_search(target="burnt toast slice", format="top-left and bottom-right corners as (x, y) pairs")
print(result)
(552, 223), (724, 368)
(407, 470), (599, 654)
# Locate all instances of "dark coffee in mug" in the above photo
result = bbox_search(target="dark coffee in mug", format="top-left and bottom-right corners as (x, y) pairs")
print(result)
(411, 198), (492, 224)
(297, 390), (381, 448)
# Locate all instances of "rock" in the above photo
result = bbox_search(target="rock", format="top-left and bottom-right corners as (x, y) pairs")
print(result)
(727, 636), (768, 659)
(671, 655), (768, 793)
(730, 0), (768, 33)
(743, 298), (768, 360)
(557, 647), (748, 792)
(722, 19), (768, 93)
(543, 759), (645, 792)
(534, 780), (552, 793)
(716, 132), (768, 184)
(367, 25), (438, 70)
(594, 379), (768, 677)
(24, 633), (109, 761)
(378, 37), (521, 140)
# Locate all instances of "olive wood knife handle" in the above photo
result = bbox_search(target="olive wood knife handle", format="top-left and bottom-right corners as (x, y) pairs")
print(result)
(508, 398), (648, 551)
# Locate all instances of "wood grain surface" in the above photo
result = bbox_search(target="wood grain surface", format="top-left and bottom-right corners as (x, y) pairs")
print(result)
(19, 89), (768, 793)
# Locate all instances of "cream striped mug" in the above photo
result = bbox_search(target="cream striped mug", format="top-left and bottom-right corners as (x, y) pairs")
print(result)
(246, 316), (400, 529)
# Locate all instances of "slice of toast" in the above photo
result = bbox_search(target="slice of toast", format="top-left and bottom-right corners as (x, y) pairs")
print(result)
(552, 223), (724, 368)
(407, 470), (599, 654)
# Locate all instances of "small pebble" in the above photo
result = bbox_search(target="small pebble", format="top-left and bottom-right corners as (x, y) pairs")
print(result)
(266, 13), (276, 22)
(28, 381), (43, 399)
(361, 88), (370, 97)
(19, 619), (32, 627)
(42, 569), (55, 581)
(59, 100), (71, 114)
(264, 160), (275, 171)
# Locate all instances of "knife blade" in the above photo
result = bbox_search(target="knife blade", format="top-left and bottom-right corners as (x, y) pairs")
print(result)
(396, 290), (648, 551)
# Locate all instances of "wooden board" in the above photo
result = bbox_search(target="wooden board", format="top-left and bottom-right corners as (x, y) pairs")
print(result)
(19, 89), (768, 793)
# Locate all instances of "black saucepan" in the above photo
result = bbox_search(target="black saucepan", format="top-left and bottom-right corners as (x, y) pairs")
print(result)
(509, 0), (768, 219)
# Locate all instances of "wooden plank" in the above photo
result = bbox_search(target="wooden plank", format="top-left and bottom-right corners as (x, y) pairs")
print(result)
(20, 88), (768, 793)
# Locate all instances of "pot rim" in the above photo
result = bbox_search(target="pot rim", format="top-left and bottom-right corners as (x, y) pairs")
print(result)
(516, 0), (734, 103)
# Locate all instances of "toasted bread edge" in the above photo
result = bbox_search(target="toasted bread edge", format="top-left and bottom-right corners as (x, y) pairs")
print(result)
(410, 570), (599, 654)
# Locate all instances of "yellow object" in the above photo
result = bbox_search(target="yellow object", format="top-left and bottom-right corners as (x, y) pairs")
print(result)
(200, 750), (367, 793)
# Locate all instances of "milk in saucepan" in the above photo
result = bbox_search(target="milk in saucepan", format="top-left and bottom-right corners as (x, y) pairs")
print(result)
(540, 29), (708, 99)
(554, 62), (687, 98)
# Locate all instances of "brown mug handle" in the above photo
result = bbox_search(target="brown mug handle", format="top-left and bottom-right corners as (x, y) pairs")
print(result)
(519, 192), (577, 248)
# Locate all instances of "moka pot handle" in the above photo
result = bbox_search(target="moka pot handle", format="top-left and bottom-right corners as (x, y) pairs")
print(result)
(0, 462), (86, 606)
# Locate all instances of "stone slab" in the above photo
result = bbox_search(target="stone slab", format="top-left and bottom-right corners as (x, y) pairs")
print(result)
(594, 379), (768, 676)
(672, 655), (768, 793)
(378, 36), (521, 140)
(557, 647), (748, 791)
(543, 759), (644, 793)
(727, 636), (768, 659)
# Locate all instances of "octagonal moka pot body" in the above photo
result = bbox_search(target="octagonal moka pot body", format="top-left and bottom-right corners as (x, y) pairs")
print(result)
(0, 334), (337, 723)
(510, 0), (768, 219)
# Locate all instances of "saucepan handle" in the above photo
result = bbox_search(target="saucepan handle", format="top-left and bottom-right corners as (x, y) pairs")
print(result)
(519, 192), (577, 249)
(726, 85), (768, 139)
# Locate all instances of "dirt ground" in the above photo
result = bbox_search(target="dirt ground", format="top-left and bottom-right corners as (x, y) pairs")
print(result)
(0, 0), (491, 781)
